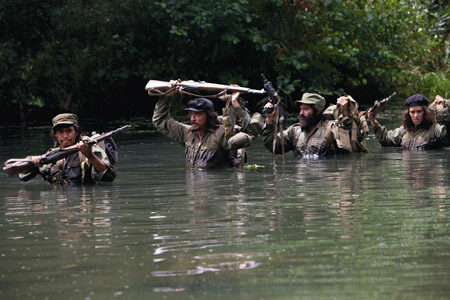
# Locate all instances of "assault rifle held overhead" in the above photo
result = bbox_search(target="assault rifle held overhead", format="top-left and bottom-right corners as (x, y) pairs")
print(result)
(3, 125), (131, 177)
(145, 80), (266, 96)
(363, 92), (397, 117)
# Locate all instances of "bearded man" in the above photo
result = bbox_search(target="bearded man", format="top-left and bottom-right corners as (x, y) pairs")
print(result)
(262, 92), (368, 158)
(261, 93), (336, 158)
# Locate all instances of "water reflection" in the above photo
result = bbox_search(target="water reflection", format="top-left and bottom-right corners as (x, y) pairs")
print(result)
(0, 129), (449, 298)
(3, 185), (118, 250)
(400, 151), (449, 216)
(151, 169), (266, 277)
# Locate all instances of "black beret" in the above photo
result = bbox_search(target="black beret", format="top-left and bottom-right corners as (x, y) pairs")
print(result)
(185, 98), (214, 112)
(405, 94), (428, 107)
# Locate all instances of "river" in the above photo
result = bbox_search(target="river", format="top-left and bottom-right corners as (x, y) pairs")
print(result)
(0, 115), (449, 299)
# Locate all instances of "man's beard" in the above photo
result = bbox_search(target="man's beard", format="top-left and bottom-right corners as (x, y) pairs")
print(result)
(299, 113), (320, 129)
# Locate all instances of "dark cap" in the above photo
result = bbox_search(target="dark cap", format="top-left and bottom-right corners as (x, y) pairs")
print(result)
(52, 113), (79, 129)
(405, 94), (428, 107)
(185, 98), (214, 112)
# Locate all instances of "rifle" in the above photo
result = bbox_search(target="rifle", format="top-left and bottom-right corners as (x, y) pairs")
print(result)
(261, 74), (285, 158)
(3, 125), (131, 177)
(145, 80), (266, 96)
(363, 92), (397, 117)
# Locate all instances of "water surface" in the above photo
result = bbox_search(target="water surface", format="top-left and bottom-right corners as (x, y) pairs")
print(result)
(0, 120), (449, 299)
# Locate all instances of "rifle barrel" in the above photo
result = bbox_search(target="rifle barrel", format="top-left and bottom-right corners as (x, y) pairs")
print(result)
(3, 125), (131, 177)
(145, 80), (266, 95)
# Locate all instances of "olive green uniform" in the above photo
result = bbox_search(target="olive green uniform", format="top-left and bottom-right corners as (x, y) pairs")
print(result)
(19, 143), (116, 185)
(152, 94), (252, 168)
(372, 122), (448, 150)
(372, 98), (450, 150)
(323, 99), (369, 153)
(262, 120), (334, 157)
(262, 92), (368, 158)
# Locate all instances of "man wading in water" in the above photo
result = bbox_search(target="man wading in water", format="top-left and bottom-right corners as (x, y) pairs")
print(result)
(261, 93), (368, 158)
(152, 80), (259, 169)
(18, 113), (116, 184)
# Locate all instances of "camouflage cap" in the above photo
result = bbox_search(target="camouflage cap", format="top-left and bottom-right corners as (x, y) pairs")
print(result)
(52, 113), (79, 129)
(295, 93), (326, 109)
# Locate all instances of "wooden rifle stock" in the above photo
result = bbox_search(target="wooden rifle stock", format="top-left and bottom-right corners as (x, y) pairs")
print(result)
(145, 80), (266, 95)
(3, 125), (131, 177)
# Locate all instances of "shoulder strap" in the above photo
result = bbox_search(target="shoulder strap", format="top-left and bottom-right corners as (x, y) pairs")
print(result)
(212, 131), (220, 148)
(323, 121), (336, 153)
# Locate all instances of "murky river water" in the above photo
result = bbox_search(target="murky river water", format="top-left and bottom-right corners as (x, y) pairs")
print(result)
(0, 116), (449, 299)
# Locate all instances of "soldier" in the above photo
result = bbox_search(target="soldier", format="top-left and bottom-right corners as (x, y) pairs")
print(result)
(152, 81), (261, 168)
(323, 95), (369, 153)
(430, 95), (450, 126)
(261, 92), (368, 158)
(368, 94), (449, 150)
(220, 93), (264, 166)
(19, 113), (116, 184)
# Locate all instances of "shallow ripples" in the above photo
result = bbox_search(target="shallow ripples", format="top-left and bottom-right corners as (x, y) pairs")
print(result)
(0, 129), (449, 299)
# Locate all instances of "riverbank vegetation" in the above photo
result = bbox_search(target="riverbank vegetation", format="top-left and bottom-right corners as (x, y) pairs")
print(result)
(0, 0), (448, 124)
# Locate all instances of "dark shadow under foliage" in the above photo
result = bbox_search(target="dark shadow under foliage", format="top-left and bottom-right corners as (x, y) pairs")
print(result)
(0, 0), (448, 124)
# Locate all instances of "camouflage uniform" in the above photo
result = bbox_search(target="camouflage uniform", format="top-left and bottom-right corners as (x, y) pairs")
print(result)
(372, 95), (449, 150)
(19, 143), (116, 184)
(262, 93), (368, 158)
(262, 120), (334, 157)
(323, 95), (369, 153)
(152, 94), (252, 168)
(221, 94), (264, 166)
(372, 123), (448, 150)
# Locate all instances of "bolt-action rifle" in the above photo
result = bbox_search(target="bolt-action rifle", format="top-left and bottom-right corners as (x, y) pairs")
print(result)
(145, 80), (266, 96)
(363, 92), (397, 117)
(3, 125), (131, 177)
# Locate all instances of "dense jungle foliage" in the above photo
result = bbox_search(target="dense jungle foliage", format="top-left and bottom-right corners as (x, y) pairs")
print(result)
(0, 0), (449, 123)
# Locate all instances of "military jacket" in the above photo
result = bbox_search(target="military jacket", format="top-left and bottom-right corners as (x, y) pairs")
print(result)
(261, 120), (334, 158)
(430, 99), (450, 126)
(372, 122), (449, 150)
(323, 103), (369, 152)
(152, 95), (251, 168)
(19, 144), (116, 185)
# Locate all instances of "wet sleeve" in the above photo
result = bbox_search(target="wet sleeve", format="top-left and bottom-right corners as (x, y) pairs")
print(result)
(261, 123), (295, 154)
(17, 152), (53, 182)
(372, 122), (403, 147)
(233, 106), (251, 131)
(436, 101), (450, 125)
(91, 145), (116, 182)
(17, 167), (39, 182)
(433, 124), (449, 146)
(227, 132), (252, 150)
(152, 93), (190, 145)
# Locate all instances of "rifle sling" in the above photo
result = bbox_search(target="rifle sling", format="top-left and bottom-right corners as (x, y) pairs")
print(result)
(324, 121), (336, 153)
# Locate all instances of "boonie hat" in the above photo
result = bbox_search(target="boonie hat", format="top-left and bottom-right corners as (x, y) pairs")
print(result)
(405, 94), (428, 107)
(295, 93), (326, 109)
(52, 113), (79, 129)
(185, 98), (214, 112)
